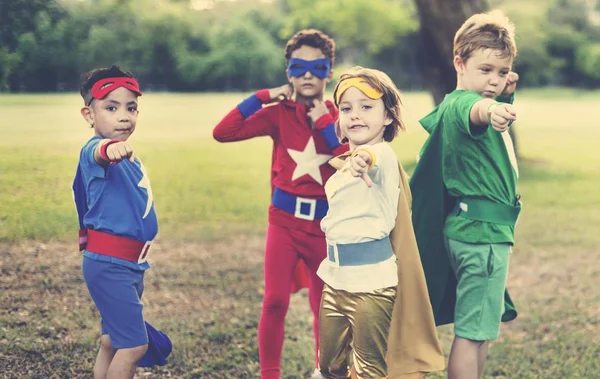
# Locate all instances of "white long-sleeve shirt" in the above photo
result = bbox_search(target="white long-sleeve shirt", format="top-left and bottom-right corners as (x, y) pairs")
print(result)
(317, 142), (400, 292)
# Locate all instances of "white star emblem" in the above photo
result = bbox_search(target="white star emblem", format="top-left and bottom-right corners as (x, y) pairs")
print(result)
(287, 137), (332, 185)
(137, 161), (154, 219)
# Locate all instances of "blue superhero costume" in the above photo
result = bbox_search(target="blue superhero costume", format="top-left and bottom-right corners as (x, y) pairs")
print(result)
(73, 136), (171, 366)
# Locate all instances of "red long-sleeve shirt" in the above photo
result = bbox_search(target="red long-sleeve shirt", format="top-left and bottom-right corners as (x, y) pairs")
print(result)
(213, 89), (349, 236)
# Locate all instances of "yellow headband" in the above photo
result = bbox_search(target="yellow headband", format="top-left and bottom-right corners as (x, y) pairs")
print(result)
(335, 77), (384, 105)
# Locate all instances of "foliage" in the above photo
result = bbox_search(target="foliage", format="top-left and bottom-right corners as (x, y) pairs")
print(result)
(282, 0), (417, 56)
(0, 0), (599, 91)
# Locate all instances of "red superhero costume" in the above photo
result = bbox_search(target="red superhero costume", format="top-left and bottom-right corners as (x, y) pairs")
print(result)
(213, 89), (348, 378)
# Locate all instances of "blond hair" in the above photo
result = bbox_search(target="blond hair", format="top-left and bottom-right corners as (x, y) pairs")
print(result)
(454, 10), (517, 62)
(333, 66), (404, 143)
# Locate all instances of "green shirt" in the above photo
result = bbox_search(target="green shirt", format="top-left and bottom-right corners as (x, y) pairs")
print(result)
(419, 90), (519, 244)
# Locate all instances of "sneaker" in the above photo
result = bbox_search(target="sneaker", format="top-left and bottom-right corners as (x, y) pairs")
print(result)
(310, 368), (323, 379)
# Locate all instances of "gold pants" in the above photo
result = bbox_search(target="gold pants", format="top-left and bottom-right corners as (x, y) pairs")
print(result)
(318, 284), (396, 379)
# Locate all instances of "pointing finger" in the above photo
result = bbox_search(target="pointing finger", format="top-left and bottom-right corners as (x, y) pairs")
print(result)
(362, 172), (372, 187)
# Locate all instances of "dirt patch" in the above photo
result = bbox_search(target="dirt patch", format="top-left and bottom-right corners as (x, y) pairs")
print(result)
(0, 238), (316, 378)
(2, 238), (600, 378)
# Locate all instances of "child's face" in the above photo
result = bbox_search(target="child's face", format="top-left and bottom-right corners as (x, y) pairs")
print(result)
(337, 86), (391, 148)
(81, 87), (139, 141)
(286, 45), (332, 99)
(455, 48), (513, 98)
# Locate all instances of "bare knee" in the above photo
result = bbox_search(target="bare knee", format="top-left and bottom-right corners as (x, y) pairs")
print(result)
(118, 344), (148, 363)
(100, 335), (114, 352)
(456, 336), (487, 347)
(129, 344), (149, 360)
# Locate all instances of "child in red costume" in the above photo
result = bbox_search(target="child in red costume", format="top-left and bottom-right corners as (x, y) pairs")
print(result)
(213, 29), (347, 379)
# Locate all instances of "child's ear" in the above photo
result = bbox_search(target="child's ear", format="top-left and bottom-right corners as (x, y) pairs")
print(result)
(384, 112), (393, 127)
(453, 55), (466, 75)
(335, 119), (345, 142)
(81, 106), (94, 127)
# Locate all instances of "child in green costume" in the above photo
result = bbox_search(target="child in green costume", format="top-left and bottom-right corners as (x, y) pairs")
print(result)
(410, 10), (521, 379)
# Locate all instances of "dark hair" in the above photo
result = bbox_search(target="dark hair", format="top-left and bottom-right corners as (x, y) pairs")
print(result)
(333, 66), (404, 143)
(80, 65), (136, 105)
(284, 29), (336, 66)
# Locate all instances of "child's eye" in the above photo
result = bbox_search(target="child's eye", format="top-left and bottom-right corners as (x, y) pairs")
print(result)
(361, 105), (372, 110)
(500, 71), (509, 77)
(128, 106), (138, 112)
(315, 64), (326, 70)
(480, 68), (491, 73)
(340, 107), (351, 113)
(290, 64), (304, 69)
(106, 106), (116, 111)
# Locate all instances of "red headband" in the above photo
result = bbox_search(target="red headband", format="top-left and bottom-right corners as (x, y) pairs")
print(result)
(90, 77), (142, 103)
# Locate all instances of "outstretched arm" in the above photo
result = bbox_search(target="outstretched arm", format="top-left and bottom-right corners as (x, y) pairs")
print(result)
(470, 71), (519, 133)
(347, 148), (377, 187)
(93, 139), (136, 165)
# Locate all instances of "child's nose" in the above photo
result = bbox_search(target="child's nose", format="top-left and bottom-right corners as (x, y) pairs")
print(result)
(303, 70), (313, 79)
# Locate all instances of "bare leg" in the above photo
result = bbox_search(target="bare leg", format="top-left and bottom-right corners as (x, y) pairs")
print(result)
(94, 335), (116, 379)
(477, 341), (490, 379)
(447, 336), (486, 379)
(106, 344), (148, 379)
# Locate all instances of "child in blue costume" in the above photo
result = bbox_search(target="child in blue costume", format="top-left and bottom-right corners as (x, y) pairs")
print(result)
(73, 66), (171, 379)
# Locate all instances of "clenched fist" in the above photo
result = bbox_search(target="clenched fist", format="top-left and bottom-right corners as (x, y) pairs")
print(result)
(268, 84), (293, 102)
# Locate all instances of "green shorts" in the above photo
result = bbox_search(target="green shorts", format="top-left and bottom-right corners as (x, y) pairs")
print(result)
(445, 237), (511, 341)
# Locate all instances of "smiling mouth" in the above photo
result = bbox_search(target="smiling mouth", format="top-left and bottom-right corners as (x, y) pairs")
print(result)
(349, 125), (366, 130)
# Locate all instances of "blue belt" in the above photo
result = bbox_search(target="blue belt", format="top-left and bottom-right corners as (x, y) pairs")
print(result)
(327, 236), (394, 266)
(272, 187), (328, 221)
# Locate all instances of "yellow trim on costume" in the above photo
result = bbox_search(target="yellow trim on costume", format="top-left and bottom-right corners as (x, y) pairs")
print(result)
(335, 77), (384, 104)
(351, 147), (376, 170)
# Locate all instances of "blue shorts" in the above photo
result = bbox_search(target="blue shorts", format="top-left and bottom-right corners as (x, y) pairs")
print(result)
(82, 256), (148, 349)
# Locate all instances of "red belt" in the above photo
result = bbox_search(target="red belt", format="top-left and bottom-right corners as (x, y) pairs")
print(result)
(80, 229), (152, 264)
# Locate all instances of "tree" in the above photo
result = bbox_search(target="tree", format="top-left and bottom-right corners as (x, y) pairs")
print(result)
(282, 0), (417, 65)
(0, 0), (66, 90)
(413, 0), (489, 105)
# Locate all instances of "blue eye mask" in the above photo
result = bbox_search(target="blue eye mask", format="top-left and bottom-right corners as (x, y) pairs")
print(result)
(287, 58), (331, 79)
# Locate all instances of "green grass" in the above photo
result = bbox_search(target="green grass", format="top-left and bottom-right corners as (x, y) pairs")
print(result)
(1, 90), (600, 378)
(2, 90), (598, 243)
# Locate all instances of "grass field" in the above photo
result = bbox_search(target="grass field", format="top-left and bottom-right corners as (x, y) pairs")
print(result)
(1, 90), (600, 378)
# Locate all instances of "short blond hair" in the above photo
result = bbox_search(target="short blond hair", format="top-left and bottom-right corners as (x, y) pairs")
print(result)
(454, 10), (517, 62)
(333, 66), (404, 143)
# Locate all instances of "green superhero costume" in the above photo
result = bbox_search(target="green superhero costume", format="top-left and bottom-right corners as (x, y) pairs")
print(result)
(410, 91), (519, 326)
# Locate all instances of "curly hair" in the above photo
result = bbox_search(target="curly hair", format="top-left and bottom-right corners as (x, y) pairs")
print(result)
(284, 29), (336, 66)
(80, 65), (136, 106)
(333, 66), (404, 143)
(454, 10), (517, 62)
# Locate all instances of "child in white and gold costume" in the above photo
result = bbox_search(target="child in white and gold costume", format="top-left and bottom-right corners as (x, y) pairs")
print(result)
(317, 67), (445, 379)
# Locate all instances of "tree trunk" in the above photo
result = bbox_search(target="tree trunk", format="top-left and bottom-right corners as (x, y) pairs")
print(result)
(413, 0), (489, 105)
